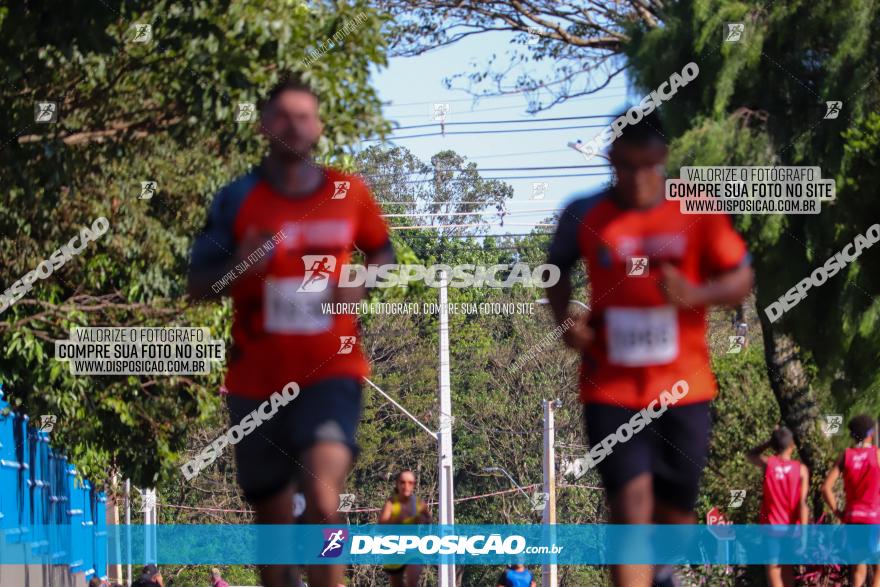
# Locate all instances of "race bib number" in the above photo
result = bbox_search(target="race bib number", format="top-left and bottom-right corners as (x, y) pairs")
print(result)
(264, 277), (332, 334)
(605, 306), (679, 367)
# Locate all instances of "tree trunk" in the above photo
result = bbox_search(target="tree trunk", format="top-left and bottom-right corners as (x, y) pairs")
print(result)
(758, 312), (830, 515)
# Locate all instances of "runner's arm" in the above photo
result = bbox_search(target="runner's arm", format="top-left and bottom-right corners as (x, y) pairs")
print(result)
(418, 500), (431, 524)
(799, 463), (810, 525)
(188, 182), (259, 301)
(378, 499), (395, 524)
(660, 262), (753, 308)
(664, 213), (753, 308)
(546, 202), (593, 350)
(545, 202), (582, 329)
(746, 439), (772, 467)
(821, 455), (845, 519)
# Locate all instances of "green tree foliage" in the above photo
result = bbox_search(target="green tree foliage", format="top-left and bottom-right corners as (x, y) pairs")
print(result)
(0, 0), (389, 487)
(622, 0), (880, 486)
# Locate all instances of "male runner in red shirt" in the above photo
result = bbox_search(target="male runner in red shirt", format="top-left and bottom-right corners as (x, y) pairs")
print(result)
(747, 426), (810, 587)
(546, 111), (753, 587)
(822, 415), (880, 587)
(188, 76), (394, 587)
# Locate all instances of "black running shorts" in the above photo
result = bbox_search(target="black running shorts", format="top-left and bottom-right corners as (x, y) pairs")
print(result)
(583, 401), (712, 511)
(226, 377), (362, 502)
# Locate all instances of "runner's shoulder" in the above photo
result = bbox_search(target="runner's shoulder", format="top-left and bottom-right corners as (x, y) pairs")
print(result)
(558, 189), (613, 226)
(212, 168), (262, 208)
(321, 166), (372, 194)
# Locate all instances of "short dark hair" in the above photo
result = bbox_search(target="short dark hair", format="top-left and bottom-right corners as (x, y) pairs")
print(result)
(849, 415), (875, 442)
(613, 110), (667, 146)
(88, 577), (102, 587)
(261, 74), (319, 109)
(770, 427), (794, 453)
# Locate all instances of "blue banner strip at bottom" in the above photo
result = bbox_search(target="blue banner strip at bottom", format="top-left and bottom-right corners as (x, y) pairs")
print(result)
(1, 524), (878, 565)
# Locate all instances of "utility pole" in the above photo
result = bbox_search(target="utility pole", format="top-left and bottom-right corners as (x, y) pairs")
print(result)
(542, 399), (559, 587)
(124, 479), (131, 587)
(142, 487), (158, 564)
(437, 270), (456, 587)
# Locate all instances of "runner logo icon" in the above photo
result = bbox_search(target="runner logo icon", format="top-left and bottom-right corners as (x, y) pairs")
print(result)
(332, 181), (350, 199)
(320, 528), (348, 558)
(337, 336), (356, 355)
(298, 255), (337, 292)
(626, 256), (649, 277)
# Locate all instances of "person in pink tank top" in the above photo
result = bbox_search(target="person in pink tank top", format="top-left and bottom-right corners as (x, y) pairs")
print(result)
(747, 426), (810, 587)
(822, 414), (880, 587)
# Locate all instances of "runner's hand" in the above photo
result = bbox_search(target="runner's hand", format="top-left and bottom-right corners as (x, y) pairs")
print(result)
(660, 263), (703, 308)
(562, 312), (594, 351)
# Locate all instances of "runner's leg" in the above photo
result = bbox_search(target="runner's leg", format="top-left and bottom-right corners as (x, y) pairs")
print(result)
(584, 404), (655, 587)
(780, 564), (795, 587)
(300, 441), (353, 587)
(854, 563), (868, 587)
(388, 569), (404, 587)
(609, 472), (654, 587)
(403, 563), (423, 587)
(252, 485), (297, 587)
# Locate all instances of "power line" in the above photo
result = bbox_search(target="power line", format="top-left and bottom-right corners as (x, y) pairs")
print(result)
(394, 114), (614, 131)
(372, 123), (607, 141)
(390, 222), (554, 230)
(384, 172), (610, 184)
(362, 164), (606, 178)
(384, 89), (628, 109)
(378, 200), (566, 206)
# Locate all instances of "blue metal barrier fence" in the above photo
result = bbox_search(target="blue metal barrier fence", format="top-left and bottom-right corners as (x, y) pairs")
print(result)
(0, 383), (107, 581)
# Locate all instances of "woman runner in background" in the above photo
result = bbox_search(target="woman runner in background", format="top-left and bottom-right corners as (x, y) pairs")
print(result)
(379, 470), (431, 587)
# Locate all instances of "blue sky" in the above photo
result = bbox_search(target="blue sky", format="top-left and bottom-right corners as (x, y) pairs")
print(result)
(367, 30), (632, 235)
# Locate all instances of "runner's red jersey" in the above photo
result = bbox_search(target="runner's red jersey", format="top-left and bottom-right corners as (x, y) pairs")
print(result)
(548, 190), (749, 408)
(759, 455), (802, 524)
(842, 446), (880, 523)
(189, 165), (391, 399)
